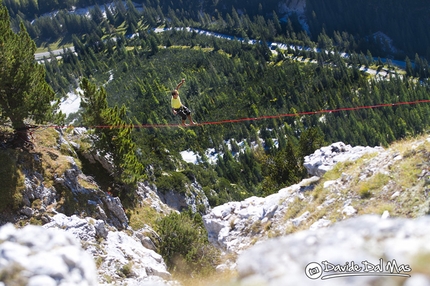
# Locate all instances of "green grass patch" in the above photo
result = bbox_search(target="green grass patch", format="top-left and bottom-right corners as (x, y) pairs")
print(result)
(396, 156), (422, 189)
(322, 153), (378, 182)
(283, 196), (306, 221)
(128, 204), (162, 230)
(355, 173), (390, 199)
(311, 183), (330, 204)
(322, 160), (355, 181)
(356, 201), (396, 216)
(118, 262), (134, 278)
(39, 150), (73, 188)
(34, 127), (60, 148)
(35, 36), (74, 53)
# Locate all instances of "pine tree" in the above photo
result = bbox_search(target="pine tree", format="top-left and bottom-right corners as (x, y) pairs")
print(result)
(261, 137), (301, 196)
(0, 4), (57, 140)
(89, 4), (104, 25)
(272, 11), (282, 34)
(405, 56), (413, 77)
(126, 0), (140, 26)
(104, 4), (116, 25)
(79, 78), (144, 189)
(298, 127), (326, 159)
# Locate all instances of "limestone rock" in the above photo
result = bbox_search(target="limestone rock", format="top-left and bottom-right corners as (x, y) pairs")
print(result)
(203, 177), (321, 253)
(43, 213), (107, 241)
(101, 195), (129, 229)
(136, 182), (171, 214)
(237, 215), (430, 286)
(0, 223), (98, 286)
(304, 142), (383, 176)
(43, 213), (172, 286)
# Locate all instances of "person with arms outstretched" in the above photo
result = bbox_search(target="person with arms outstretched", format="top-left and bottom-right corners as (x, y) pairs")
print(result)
(171, 78), (197, 126)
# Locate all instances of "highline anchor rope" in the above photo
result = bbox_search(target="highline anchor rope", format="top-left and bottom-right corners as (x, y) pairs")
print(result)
(41, 99), (430, 129)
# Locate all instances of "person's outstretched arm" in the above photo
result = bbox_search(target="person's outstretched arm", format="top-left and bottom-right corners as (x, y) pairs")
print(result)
(176, 78), (185, 90)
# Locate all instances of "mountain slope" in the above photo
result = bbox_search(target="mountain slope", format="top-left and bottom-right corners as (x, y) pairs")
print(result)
(2, 127), (430, 285)
(204, 136), (430, 257)
(0, 127), (177, 285)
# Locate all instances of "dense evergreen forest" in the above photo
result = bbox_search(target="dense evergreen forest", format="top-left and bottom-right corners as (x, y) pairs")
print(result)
(5, 0), (430, 60)
(3, 0), (430, 205)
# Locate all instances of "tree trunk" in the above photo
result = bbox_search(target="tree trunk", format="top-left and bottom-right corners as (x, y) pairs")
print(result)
(10, 118), (34, 149)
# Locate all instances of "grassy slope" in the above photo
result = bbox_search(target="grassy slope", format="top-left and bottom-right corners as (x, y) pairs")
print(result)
(281, 133), (430, 236)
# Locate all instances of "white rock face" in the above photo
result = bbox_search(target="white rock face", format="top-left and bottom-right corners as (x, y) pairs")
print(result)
(19, 150), (130, 231)
(43, 213), (172, 286)
(303, 142), (383, 176)
(0, 223), (98, 286)
(203, 176), (321, 253)
(100, 231), (171, 285)
(43, 213), (108, 241)
(136, 182), (172, 214)
(101, 195), (129, 229)
(237, 215), (430, 286)
(136, 180), (211, 215)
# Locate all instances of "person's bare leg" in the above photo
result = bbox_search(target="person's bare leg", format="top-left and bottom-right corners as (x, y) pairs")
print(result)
(182, 119), (187, 126)
(188, 115), (196, 125)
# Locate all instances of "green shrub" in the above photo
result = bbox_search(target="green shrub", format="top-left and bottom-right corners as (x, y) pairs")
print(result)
(155, 210), (219, 277)
(156, 172), (190, 194)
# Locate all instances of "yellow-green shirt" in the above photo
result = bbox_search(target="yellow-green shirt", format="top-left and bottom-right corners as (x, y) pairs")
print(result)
(171, 95), (182, 109)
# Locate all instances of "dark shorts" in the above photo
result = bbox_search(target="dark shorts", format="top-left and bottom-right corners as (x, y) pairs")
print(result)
(174, 106), (191, 120)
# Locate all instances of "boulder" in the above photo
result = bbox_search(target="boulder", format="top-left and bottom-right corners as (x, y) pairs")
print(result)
(0, 223), (97, 286)
(43, 213), (172, 285)
(102, 195), (129, 229)
(304, 142), (383, 176)
(237, 215), (430, 286)
(44, 213), (108, 241)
